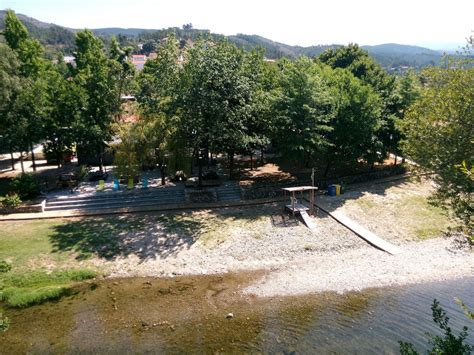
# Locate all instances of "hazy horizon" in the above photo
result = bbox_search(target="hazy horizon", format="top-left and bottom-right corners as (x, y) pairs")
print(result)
(3, 0), (473, 51)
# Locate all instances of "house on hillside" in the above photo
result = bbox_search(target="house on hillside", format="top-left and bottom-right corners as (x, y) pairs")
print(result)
(131, 54), (146, 70)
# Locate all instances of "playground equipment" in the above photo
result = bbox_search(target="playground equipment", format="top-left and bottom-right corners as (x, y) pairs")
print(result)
(282, 186), (318, 231)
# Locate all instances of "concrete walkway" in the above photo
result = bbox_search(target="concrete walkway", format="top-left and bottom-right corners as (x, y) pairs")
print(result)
(329, 210), (403, 255)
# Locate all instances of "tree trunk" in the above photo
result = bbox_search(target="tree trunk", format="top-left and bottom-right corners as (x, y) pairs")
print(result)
(260, 148), (264, 165)
(206, 148), (210, 169)
(323, 158), (331, 177)
(30, 142), (36, 172)
(19, 152), (25, 173)
(160, 164), (166, 185)
(9, 148), (15, 170)
(98, 145), (104, 173)
(228, 152), (234, 180)
(190, 147), (197, 175)
(198, 151), (203, 189)
(394, 154), (397, 165)
(402, 157), (406, 164)
(250, 152), (254, 171)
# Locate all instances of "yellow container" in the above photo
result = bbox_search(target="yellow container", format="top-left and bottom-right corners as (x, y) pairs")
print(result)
(335, 184), (341, 195)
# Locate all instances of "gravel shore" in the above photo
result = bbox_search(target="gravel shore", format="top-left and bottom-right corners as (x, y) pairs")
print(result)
(97, 198), (472, 298)
(242, 237), (473, 297)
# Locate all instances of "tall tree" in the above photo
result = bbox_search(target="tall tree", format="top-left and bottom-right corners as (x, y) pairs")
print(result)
(0, 43), (21, 170)
(322, 65), (383, 174)
(180, 40), (257, 179)
(73, 29), (118, 171)
(401, 53), (474, 234)
(2, 10), (49, 171)
(137, 34), (181, 116)
(318, 44), (397, 160)
(272, 57), (334, 168)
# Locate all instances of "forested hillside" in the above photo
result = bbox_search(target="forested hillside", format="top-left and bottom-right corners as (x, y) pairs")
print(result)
(0, 10), (446, 68)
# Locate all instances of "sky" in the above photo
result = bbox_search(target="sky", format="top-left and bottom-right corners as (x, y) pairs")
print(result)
(2, 0), (473, 50)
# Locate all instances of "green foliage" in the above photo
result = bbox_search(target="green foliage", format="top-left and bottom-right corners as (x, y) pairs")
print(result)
(323, 66), (383, 166)
(73, 29), (119, 169)
(76, 165), (91, 182)
(3, 10), (28, 50)
(318, 44), (398, 159)
(272, 57), (334, 166)
(0, 260), (12, 273)
(0, 309), (9, 332)
(10, 173), (39, 199)
(428, 299), (472, 354)
(399, 299), (472, 355)
(0, 269), (97, 307)
(400, 58), (474, 233)
(1, 193), (21, 209)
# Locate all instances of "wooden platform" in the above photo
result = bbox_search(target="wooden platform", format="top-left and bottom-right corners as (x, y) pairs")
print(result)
(330, 210), (402, 255)
(285, 203), (309, 213)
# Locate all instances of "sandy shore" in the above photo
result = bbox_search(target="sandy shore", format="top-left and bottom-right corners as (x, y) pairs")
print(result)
(242, 237), (473, 296)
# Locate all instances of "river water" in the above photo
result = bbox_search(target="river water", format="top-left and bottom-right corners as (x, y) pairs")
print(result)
(1, 274), (473, 354)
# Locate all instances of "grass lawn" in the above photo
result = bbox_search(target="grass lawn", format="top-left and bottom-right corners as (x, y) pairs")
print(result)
(346, 179), (453, 240)
(0, 208), (268, 307)
(0, 219), (98, 307)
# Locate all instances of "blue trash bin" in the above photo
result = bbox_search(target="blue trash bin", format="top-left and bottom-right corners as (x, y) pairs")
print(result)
(142, 178), (148, 189)
(328, 184), (337, 196)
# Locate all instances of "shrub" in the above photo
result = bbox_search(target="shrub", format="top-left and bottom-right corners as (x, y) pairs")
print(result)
(2, 193), (21, 209)
(399, 299), (472, 354)
(0, 260), (12, 273)
(0, 269), (97, 308)
(76, 165), (90, 182)
(0, 310), (9, 333)
(10, 173), (40, 199)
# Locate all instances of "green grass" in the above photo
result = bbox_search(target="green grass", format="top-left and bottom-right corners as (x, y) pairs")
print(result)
(0, 269), (96, 307)
(0, 219), (68, 269)
(349, 184), (452, 240)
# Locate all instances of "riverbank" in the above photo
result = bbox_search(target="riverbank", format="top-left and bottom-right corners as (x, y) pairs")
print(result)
(1, 178), (472, 301)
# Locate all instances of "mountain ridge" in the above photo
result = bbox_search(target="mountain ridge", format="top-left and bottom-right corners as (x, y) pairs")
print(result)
(0, 10), (445, 68)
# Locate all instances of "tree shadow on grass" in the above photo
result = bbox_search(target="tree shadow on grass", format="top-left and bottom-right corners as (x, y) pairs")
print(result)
(49, 214), (205, 261)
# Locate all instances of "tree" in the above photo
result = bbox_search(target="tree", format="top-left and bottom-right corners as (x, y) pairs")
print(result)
(43, 69), (86, 167)
(272, 57), (334, 168)
(180, 40), (258, 180)
(322, 66), (383, 174)
(318, 44), (398, 160)
(400, 51), (474, 234)
(390, 70), (421, 162)
(73, 30), (119, 171)
(141, 40), (156, 55)
(0, 43), (21, 170)
(2, 10), (49, 171)
(137, 34), (180, 116)
(108, 36), (135, 109)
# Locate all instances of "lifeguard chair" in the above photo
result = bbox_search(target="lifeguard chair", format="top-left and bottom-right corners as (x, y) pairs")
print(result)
(282, 186), (318, 230)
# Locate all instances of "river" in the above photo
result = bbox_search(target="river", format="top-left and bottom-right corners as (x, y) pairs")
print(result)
(1, 274), (473, 354)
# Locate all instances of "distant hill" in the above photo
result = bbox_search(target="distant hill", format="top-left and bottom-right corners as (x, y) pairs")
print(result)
(361, 43), (442, 68)
(228, 34), (339, 59)
(92, 27), (158, 37)
(0, 10), (446, 68)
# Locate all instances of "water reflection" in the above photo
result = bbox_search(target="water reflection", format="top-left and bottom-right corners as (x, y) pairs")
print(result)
(1, 275), (472, 353)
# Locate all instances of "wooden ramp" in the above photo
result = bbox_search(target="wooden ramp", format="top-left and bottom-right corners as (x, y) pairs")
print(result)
(300, 210), (317, 231)
(330, 210), (403, 255)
